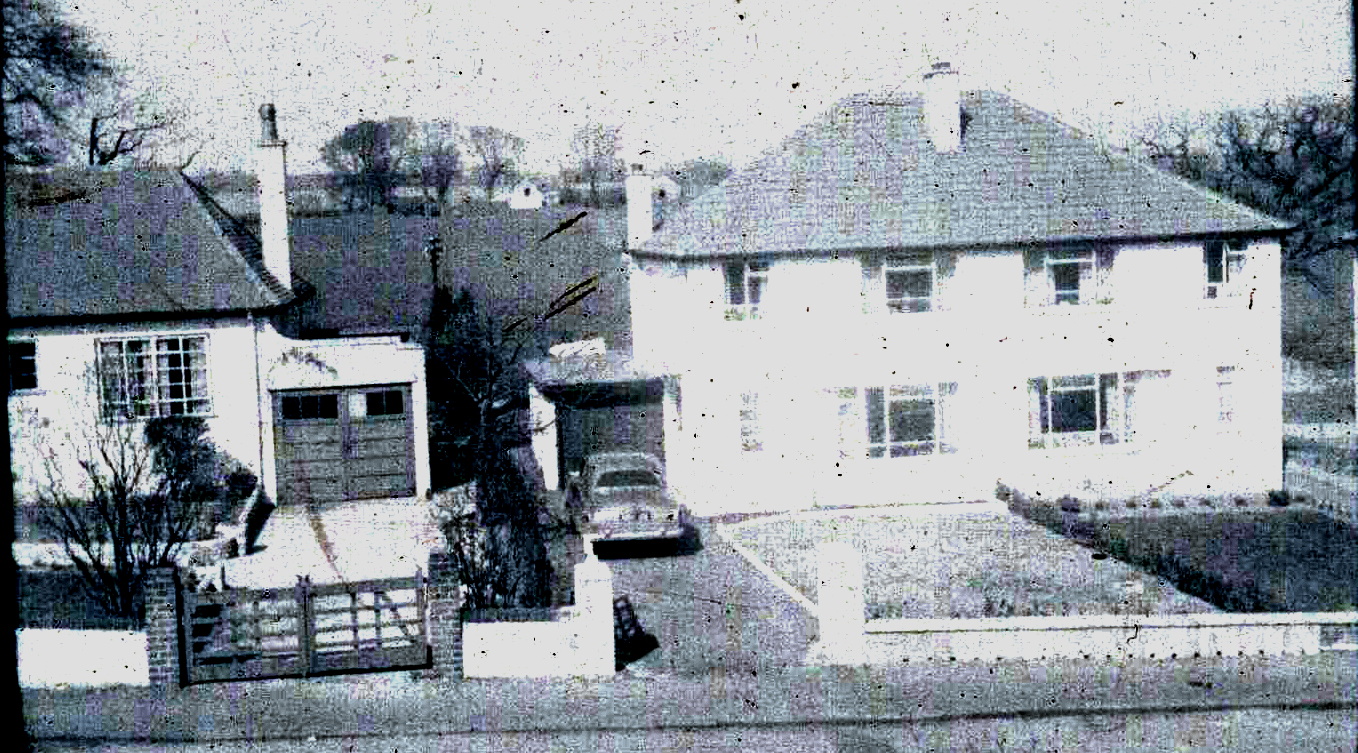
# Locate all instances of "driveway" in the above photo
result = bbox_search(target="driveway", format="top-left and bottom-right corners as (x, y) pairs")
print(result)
(598, 520), (817, 677)
(219, 497), (441, 589)
(217, 498), (815, 677)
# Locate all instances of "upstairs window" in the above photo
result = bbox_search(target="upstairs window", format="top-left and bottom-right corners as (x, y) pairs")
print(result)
(98, 335), (211, 419)
(724, 260), (768, 320)
(1026, 247), (1115, 306)
(1204, 240), (1248, 299)
(835, 382), (956, 459)
(9, 341), (36, 392)
(864, 250), (949, 314)
(885, 251), (935, 313)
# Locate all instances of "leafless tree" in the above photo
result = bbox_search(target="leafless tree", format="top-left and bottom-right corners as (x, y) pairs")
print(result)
(425, 272), (598, 608)
(2, 0), (111, 166)
(464, 125), (523, 201)
(24, 410), (223, 621)
(78, 83), (203, 169)
(1140, 96), (1354, 288)
(570, 123), (622, 207)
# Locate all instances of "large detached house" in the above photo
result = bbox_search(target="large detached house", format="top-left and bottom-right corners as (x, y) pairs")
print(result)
(7, 106), (430, 511)
(613, 64), (1289, 516)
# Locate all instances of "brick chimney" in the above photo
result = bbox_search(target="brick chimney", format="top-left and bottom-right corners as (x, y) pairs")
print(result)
(256, 104), (291, 291)
(922, 62), (962, 154)
(625, 162), (654, 251)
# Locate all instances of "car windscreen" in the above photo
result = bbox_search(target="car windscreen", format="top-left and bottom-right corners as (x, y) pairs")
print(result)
(595, 470), (660, 488)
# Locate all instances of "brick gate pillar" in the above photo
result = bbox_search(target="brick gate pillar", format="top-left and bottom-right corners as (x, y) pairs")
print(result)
(145, 565), (184, 688)
(426, 550), (463, 680)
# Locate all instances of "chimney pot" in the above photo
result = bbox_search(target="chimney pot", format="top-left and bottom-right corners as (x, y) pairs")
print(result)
(259, 104), (281, 144)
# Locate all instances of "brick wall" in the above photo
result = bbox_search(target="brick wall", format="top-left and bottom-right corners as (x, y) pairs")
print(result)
(426, 550), (463, 680)
(144, 566), (183, 687)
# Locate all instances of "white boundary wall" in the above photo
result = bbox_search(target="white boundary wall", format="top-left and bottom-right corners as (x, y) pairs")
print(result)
(461, 554), (615, 679)
(18, 629), (149, 688)
(811, 542), (1358, 666)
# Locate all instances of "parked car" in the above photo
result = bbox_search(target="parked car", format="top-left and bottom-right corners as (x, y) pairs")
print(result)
(566, 452), (689, 542)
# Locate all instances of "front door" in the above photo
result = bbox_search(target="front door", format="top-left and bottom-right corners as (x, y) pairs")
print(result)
(273, 385), (415, 505)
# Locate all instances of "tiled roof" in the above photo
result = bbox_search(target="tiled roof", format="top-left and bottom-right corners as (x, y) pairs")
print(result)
(6, 170), (303, 320)
(641, 90), (1291, 259)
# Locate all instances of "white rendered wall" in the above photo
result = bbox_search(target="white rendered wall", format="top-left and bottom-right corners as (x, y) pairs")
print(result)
(630, 240), (1283, 514)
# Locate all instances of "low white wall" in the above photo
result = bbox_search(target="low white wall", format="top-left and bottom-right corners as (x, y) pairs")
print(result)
(461, 555), (615, 679)
(809, 613), (1358, 665)
(462, 610), (594, 679)
(18, 629), (149, 688)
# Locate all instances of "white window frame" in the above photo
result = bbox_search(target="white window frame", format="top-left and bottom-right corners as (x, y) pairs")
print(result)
(836, 382), (955, 459)
(1028, 247), (1114, 307)
(883, 251), (935, 314)
(1204, 240), (1248, 299)
(1028, 373), (1122, 449)
(724, 260), (769, 321)
(1216, 366), (1237, 424)
(97, 334), (212, 420)
(739, 391), (762, 452)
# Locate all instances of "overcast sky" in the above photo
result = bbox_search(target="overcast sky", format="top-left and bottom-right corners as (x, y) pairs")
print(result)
(59, 0), (1352, 175)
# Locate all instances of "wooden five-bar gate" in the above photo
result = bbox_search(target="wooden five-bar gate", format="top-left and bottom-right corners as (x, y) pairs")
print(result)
(183, 571), (429, 684)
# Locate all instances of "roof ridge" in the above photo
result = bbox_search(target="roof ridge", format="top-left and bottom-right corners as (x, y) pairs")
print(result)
(180, 172), (306, 303)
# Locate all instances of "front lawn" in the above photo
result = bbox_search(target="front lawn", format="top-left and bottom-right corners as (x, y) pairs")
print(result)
(723, 509), (1217, 619)
(1009, 498), (1358, 613)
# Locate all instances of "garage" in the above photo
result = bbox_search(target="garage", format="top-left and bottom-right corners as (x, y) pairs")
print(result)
(273, 384), (416, 505)
(553, 382), (665, 486)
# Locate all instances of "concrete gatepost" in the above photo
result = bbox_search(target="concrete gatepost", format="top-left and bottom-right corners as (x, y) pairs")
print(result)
(426, 550), (463, 680)
(145, 565), (184, 688)
(817, 542), (866, 665)
(573, 541), (616, 678)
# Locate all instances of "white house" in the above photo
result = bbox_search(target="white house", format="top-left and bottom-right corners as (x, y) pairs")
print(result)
(613, 63), (1289, 517)
(7, 105), (430, 512)
(502, 179), (546, 210)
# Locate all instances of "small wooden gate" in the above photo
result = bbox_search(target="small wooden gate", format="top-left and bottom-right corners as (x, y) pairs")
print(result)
(183, 571), (429, 684)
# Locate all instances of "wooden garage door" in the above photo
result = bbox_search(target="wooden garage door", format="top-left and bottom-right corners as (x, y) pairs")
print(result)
(273, 385), (415, 505)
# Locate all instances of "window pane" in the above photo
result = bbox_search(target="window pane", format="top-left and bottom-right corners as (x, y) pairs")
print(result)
(9, 342), (36, 391)
(725, 264), (745, 305)
(282, 396), (301, 420)
(318, 395), (338, 419)
(865, 387), (886, 444)
(1052, 263), (1080, 301)
(889, 399), (934, 443)
(366, 390), (404, 416)
(887, 269), (931, 299)
(1051, 389), (1096, 432)
(1205, 241), (1225, 284)
(747, 275), (764, 306)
